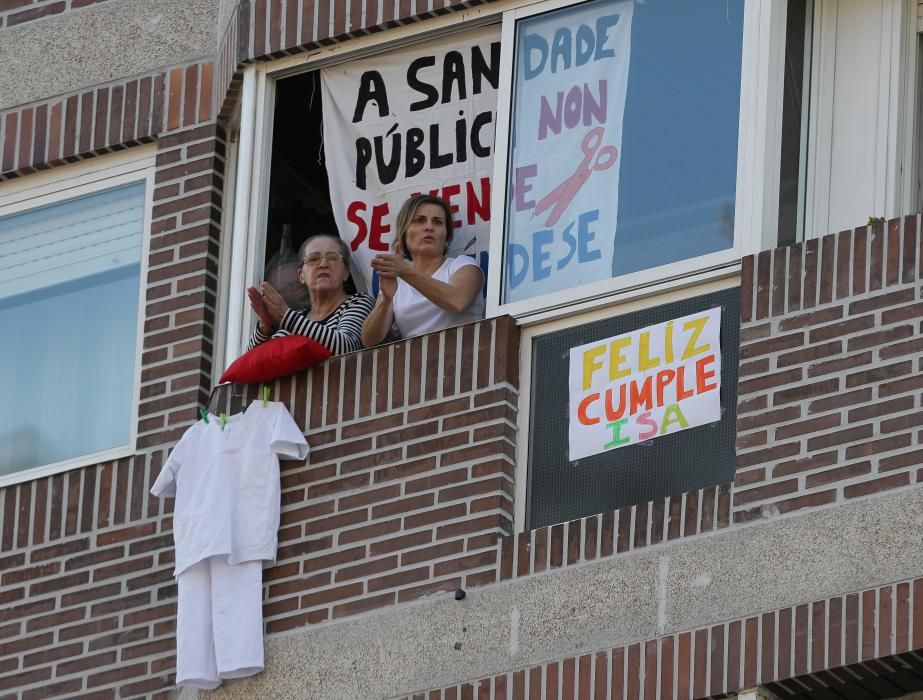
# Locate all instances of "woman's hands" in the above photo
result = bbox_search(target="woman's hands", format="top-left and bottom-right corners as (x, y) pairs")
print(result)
(260, 282), (290, 321)
(247, 282), (290, 333)
(377, 269), (398, 301)
(362, 243), (404, 347)
(370, 243), (410, 301)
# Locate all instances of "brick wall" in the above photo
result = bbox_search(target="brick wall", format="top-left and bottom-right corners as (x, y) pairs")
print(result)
(2, 1), (923, 695)
(0, 0), (110, 30)
(0, 451), (179, 698)
(236, 0), (494, 61)
(4, 208), (923, 696)
(0, 46), (226, 697)
(139, 121), (226, 449)
(496, 481), (729, 584)
(735, 217), (923, 521)
(0, 316), (520, 698)
(481, 219), (921, 594)
(0, 60), (214, 180)
(403, 577), (923, 700)
(258, 317), (519, 632)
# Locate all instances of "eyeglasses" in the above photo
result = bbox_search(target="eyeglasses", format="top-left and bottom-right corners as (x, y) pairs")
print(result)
(302, 252), (345, 266)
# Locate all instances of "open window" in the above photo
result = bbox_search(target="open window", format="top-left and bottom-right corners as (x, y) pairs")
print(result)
(222, 0), (797, 362)
(215, 0), (821, 532)
(220, 16), (502, 367)
(263, 69), (339, 312)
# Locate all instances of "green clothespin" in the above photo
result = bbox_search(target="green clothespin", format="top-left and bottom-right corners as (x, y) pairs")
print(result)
(263, 386), (270, 407)
(220, 413), (227, 431)
(199, 408), (209, 423)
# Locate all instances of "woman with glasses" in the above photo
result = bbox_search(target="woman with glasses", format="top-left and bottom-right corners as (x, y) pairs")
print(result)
(361, 194), (484, 346)
(247, 234), (375, 355)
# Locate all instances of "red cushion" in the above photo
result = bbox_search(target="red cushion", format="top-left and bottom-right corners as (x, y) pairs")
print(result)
(219, 335), (331, 384)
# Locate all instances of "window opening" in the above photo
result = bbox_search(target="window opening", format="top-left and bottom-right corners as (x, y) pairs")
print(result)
(262, 25), (500, 315)
(263, 70), (350, 314)
(777, 0), (813, 247)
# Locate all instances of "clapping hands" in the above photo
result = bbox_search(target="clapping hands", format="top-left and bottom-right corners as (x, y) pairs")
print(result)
(371, 241), (409, 301)
(247, 282), (290, 332)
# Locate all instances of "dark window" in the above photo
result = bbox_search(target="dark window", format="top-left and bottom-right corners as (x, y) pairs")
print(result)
(525, 287), (739, 530)
(263, 70), (345, 311)
(777, 0), (812, 247)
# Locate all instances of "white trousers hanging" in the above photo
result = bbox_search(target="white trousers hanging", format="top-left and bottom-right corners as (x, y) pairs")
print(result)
(175, 555), (264, 689)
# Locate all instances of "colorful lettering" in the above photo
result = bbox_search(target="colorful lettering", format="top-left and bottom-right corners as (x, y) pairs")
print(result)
(604, 419), (629, 449)
(582, 345), (606, 391)
(608, 336), (632, 381)
(636, 411), (657, 440)
(681, 316), (710, 360)
(660, 404), (689, 434)
(578, 393), (600, 425)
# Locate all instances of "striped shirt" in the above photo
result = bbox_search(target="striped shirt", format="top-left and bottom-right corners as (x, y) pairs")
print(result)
(248, 293), (375, 356)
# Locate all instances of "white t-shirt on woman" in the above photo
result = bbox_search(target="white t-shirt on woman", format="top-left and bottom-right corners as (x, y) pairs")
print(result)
(392, 255), (485, 339)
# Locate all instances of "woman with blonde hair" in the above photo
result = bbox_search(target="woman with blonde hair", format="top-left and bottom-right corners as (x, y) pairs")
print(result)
(361, 194), (484, 345)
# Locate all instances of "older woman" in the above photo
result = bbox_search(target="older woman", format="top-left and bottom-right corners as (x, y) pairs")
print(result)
(248, 234), (374, 354)
(361, 194), (484, 346)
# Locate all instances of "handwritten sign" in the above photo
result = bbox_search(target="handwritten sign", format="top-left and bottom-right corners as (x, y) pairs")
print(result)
(321, 26), (499, 293)
(504, 0), (633, 303)
(567, 307), (722, 461)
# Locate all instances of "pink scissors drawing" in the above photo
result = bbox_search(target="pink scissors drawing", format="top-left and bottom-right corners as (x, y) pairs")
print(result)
(533, 127), (618, 227)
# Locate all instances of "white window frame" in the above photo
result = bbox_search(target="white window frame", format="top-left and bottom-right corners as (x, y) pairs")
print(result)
(220, 5), (506, 366)
(221, 0), (789, 362)
(487, 0), (789, 319)
(0, 146), (156, 488)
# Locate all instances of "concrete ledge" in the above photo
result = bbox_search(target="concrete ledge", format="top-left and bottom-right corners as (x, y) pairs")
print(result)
(195, 486), (923, 699)
(0, 0), (218, 111)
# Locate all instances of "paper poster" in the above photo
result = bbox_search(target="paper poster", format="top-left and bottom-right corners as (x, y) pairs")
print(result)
(567, 307), (722, 461)
(504, 0), (633, 303)
(321, 25), (500, 292)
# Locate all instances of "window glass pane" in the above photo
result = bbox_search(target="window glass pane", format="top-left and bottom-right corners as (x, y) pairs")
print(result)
(503, 0), (744, 304)
(0, 182), (144, 474)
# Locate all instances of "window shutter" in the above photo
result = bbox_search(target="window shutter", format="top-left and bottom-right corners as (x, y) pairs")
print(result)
(0, 181), (144, 300)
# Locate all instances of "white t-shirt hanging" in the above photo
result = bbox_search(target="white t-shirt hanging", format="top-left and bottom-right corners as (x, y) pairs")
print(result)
(151, 401), (308, 576)
(392, 255), (485, 339)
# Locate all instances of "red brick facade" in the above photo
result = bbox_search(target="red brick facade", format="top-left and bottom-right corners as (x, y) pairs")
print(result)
(736, 218), (923, 520)
(406, 577), (923, 699)
(3, 220), (920, 695)
(0, 62), (214, 180)
(0, 0), (110, 30)
(259, 317), (519, 632)
(0, 316), (520, 697)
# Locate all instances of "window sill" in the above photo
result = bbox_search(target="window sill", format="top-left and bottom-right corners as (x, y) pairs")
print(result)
(512, 261), (742, 330)
(0, 445), (136, 489)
